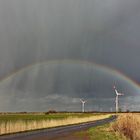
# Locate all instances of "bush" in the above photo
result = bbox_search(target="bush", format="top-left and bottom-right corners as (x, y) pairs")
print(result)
(46, 110), (57, 114)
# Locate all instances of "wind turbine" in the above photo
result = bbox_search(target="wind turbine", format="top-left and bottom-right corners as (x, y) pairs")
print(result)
(113, 86), (124, 113)
(80, 99), (86, 113)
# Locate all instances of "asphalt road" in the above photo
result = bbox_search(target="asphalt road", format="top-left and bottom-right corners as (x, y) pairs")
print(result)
(0, 115), (116, 140)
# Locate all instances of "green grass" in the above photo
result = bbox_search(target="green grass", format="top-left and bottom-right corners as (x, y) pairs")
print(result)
(89, 124), (121, 140)
(0, 113), (103, 122)
(76, 124), (123, 140)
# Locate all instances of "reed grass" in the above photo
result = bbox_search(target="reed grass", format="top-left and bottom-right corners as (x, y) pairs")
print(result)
(0, 114), (110, 135)
(111, 114), (140, 140)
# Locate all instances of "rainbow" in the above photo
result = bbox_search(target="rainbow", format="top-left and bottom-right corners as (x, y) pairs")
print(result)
(0, 59), (139, 91)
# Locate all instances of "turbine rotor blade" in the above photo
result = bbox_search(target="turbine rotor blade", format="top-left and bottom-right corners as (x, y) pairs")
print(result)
(118, 93), (124, 96)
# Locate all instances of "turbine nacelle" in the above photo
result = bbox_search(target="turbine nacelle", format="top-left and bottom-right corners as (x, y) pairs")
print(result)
(117, 93), (124, 96)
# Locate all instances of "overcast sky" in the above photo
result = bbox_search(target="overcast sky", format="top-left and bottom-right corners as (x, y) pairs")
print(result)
(0, 0), (140, 112)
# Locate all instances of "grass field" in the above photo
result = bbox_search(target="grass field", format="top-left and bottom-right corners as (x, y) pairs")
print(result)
(0, 113), (97, 121)
(76, 124), (124, 140)
(83, 113), (140, 140)
(75, 113), (140, 140)
(0, 113), (111, 135)
(90, 124), (123, 140)
(1, 112), (139, 139)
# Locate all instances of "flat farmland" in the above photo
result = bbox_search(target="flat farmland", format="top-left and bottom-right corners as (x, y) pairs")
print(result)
(0, 113), (111, 135)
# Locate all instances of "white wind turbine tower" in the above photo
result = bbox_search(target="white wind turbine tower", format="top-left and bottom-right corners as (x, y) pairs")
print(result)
(80, 99), (86, 113)
(113, 86), (124, 113)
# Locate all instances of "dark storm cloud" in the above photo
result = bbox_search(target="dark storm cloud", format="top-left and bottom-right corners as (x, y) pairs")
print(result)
(0, 0), (140, 111)
(0, 62), (139, 111)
